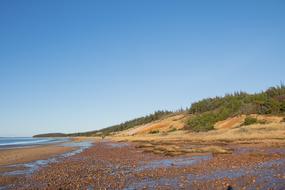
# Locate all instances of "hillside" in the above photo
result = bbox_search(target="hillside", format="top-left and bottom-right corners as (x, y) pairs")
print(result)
(35, 110), (174, 137)
(98, 84), (285, 137)
(118, 114), (189, 136)
(34, 85), (285, 138)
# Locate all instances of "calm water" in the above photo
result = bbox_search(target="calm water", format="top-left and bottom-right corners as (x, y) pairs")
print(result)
(0, 137), (68, 149)
(2, 140), (93, 176)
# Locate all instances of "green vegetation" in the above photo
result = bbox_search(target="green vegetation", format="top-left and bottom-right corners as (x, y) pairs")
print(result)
(186, 112), (216, 132)
(34, 84), (285, 137)
(168, 127), (177, 133)
(149, 130), (160, 134)
(67, 111), (172, 137)
(243, 116), (258, 126)
(68, 131), (99, 137)
(241, 116), (269, 126)
(186, 84), (285, 132)
(97, 110), (172, 136)
(33, 133), (67, 137)
(34, 111), (173, 137)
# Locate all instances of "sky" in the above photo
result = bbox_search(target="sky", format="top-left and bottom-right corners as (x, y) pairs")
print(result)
(0, 0), (284, 137)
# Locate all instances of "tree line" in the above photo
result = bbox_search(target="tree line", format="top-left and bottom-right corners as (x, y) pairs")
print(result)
(186, 84), (285, 132)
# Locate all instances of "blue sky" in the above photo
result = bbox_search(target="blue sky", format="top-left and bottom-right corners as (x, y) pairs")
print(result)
(0, 0), (284, 137)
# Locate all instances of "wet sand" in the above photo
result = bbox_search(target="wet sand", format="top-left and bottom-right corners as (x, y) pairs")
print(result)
(1, 140), (284, 189)
(0, 145), (76, 166)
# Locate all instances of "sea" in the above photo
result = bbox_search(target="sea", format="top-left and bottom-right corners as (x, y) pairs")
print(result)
(0, 137), (69, 149)
(0, 137), (92, 177)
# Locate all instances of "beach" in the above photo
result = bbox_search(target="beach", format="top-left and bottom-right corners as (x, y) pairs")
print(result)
(0, 144), (76, 167)
(0, 137), (93, 184)
(0, 138), (285, 189)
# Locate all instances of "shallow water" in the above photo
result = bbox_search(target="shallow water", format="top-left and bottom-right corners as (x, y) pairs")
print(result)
(184, 157), (285, 186)
(126, 156), (285, 189)
(136, 155), (211, 172)
(0, 137), (69, 149)
(194, 158), (285, 189)
(234, 147), (285, 155)
(106, 142), (129, 148)
(1, 141), (93, 176)
(125, 177), (179, 190)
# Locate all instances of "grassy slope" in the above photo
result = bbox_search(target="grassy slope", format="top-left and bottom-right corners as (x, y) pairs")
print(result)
(185, 85), (285, 132)
(34, 85), (285, 137)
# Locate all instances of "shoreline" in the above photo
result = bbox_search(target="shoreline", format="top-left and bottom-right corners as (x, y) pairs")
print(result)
(0, 137), (284, 189)
(0, 137), (95, 176)
(0, 144), (76, 167)
(0, 140), (283, 189)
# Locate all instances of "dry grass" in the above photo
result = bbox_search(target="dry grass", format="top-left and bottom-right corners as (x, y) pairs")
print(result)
(109, 121), (285, 146)
(214, 114), (284, 129)
(113, 114), (285, 143)
(133, 140), (232, 156)
(118, 114), (190, 136)
(214, 115), (246, 129)
(107, 114), (285, 156)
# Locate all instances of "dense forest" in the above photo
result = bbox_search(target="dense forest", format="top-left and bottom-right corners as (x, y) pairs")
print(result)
(186, 84), (285, 132)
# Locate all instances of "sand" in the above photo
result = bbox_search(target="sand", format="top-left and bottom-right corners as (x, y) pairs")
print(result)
(0, 144), (76, 166)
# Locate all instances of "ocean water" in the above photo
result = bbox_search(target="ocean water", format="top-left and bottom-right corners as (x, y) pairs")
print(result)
(0, 137), (68, 149)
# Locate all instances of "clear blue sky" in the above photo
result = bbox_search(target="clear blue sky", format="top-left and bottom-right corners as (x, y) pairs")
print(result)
(0, 0), (284, 137)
